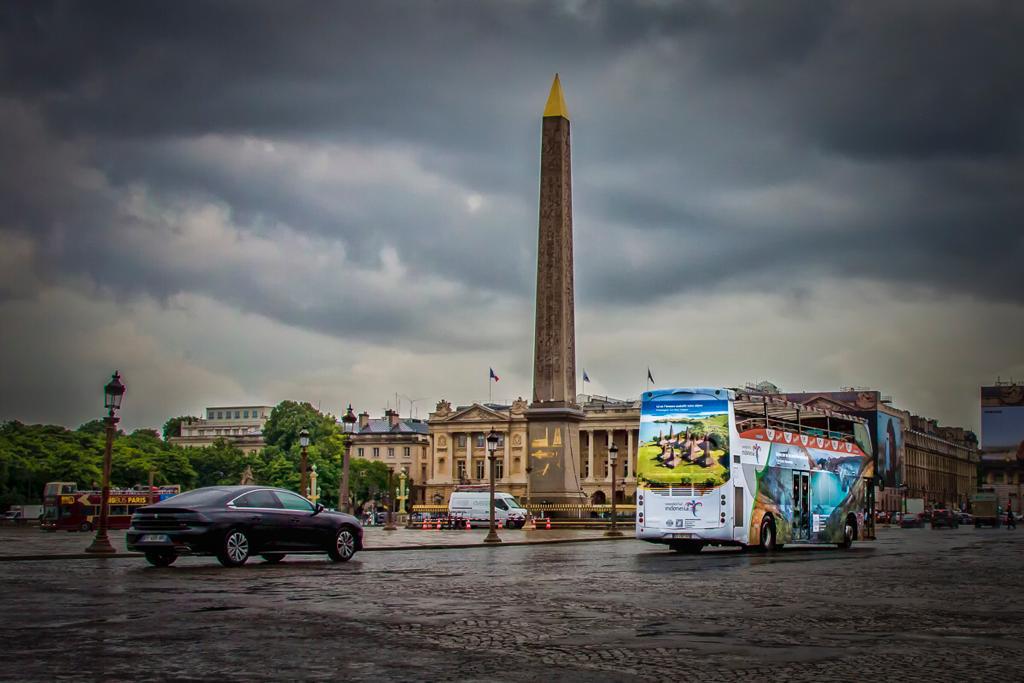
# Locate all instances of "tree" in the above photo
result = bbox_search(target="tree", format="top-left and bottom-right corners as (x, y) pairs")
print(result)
(188, 439), (247, 487)
(162, 415), (198, 440)
(348, 459), (390, 513)
(262, 401), (340, 452)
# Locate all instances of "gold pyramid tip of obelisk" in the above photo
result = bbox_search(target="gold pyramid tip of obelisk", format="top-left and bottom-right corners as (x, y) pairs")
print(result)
(543, 73), (569, 120)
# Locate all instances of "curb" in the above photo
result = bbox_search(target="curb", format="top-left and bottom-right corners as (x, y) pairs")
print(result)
(0, 535), (636, 562)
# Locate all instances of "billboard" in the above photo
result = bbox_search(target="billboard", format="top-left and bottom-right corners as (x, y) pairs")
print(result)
(638, 389), (730, 486)
(876, 410), (904, 488)
(981, 384), (1024, 452)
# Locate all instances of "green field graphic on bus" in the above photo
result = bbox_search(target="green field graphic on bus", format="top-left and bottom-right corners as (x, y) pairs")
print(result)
(637, 398), (730, 486)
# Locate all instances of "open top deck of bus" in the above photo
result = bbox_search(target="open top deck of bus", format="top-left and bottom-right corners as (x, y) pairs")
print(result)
(732, 389), (867, 443)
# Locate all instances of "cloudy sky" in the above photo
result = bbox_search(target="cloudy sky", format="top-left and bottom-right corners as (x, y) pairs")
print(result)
(1, 1), (1021, 435)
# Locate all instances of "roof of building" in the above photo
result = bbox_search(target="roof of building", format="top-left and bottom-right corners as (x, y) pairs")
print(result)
(357, 418), (429, 435)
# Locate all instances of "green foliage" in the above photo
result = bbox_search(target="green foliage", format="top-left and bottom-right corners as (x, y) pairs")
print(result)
(262, 400), (339, 452)
(0, 399), (359, 509)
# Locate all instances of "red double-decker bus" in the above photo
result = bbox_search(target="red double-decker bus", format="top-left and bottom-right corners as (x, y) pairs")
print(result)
(40, 481), (180, 532)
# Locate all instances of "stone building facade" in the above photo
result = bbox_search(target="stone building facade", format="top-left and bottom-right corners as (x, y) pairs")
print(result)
(903, 416), (979, 510)
(349, 409), (430, 503)
(169, 405), (273, 454)
(425, 394), (640, 507)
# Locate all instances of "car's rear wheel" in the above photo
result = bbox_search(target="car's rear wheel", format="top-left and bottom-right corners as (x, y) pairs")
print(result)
(79, 522), (92, 532)
(145, 551), (177, 567)
(327, 526), (357, 562)
(261, 554), (285, 564)
(217, 528), (251, 567)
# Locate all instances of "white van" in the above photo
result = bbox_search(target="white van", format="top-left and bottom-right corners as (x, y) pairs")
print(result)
(448, 491), (529, 529)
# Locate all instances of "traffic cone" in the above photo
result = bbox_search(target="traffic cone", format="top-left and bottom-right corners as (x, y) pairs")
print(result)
(436, 518), (442, 530)
(498, 519), (503, 529)
(529, 517), (537, 530)
(465, 518), (471, 530)
(422, 518), (429, 530)
(545, 518), (551, 530)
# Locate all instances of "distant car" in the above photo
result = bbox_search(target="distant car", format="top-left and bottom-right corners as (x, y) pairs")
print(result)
(900, 513), (926, 529)
(126, 486), (364, 567)
(876, 511), (890, 524)
(930, 509), (959, 529)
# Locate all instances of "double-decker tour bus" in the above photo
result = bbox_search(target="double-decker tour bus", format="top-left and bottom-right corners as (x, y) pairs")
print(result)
(636, 388), (874, 553)
(40, 481), (180, 532)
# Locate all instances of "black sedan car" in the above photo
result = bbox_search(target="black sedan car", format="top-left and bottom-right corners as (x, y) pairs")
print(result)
(126, 486), (363, 567)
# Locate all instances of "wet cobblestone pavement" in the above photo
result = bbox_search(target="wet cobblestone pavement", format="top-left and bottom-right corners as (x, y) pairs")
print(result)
(0, 527), (1021, 681)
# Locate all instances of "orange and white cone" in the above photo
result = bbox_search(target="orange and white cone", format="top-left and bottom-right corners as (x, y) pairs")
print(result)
(545, 518), (552, 530)
(465, 518), (471, 530)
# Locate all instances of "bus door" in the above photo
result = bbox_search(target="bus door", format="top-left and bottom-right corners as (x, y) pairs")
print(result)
(792, 471), (810, 541)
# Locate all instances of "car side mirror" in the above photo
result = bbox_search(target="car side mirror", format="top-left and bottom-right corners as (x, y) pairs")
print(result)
(313, 503), (324, 515)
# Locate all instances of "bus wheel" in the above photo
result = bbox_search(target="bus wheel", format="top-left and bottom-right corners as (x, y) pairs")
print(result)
(79, 522), (92, 532)
(759, 518), (777, 552)
(839, 516), (856, 549)
(670, 541), (704, 554)
(145, 552), (177, 567)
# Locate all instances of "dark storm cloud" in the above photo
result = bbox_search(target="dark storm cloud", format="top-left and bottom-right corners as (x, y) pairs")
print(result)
(1, 0), (1022, 336)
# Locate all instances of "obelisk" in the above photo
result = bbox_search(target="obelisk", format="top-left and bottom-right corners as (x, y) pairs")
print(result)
(526, 74), (585, 504)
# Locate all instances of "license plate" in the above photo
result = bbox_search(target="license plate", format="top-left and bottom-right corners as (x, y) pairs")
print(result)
(140, 534), (170, 543)
(672, 532), (693, 539)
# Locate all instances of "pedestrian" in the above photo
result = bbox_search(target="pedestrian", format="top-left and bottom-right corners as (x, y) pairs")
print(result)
(1007, 501), (1016, 530)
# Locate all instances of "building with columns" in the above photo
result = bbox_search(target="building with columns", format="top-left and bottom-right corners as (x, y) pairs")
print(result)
(425, 394), (640, 507)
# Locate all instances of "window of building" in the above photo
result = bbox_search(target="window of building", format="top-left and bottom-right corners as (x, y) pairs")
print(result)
(457, 461), (466, 480)
(457, 434), (467, 448)
(208, 409), (215, 419)
(388, 447), (395, 458)
(404, 447), (410, 458)
(243, 410), (249, 418)
(217, 411), (224, 419)
(475, 460), (485, 479)
(475, 434), (485, 448)
(583, 459), (589, 478)
(495, 459), (504, 479)
(373, 447), (380, 458)
(623, 457), (629, 478)
(358, 448), (364, 457)
(234, 410), (241, 419)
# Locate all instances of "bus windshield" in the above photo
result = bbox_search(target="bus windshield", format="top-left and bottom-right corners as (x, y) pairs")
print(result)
(638, 389), (730, 487)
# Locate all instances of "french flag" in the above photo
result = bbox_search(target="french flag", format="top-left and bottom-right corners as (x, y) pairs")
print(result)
(489, 368), (500, 382)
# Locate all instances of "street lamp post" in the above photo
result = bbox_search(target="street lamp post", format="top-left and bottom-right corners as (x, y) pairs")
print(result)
(340, 405), (357, 513)
(484, 429), (502, 543)
(86, 371), (126, 554)
(398, 468), (409, 528)
(308, 464), (320, 504)
(384, 468), (398, 531)
(605, 442), (624, 537)
(299, 428), (310, 500)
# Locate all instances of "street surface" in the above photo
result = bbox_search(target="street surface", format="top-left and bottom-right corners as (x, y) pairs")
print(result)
(0, 527), (1021, 681)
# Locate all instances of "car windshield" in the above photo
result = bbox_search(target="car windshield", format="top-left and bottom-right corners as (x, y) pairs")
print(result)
(503, 496), (524, 509)
(155, 488), (231, 507)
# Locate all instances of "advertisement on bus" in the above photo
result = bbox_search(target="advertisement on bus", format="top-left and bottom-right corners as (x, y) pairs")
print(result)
(637, 391), (730, 487)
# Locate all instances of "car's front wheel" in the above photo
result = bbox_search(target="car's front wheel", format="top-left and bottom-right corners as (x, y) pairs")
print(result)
(145, 551), (177, 567)
(217, 528), (251, 567)
(327, 526), (358, 563)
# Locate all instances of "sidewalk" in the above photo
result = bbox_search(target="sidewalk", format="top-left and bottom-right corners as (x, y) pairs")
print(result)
(0, 525), (634, 561)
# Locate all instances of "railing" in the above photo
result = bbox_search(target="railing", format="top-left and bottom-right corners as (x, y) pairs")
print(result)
(411, 503), (636, 514)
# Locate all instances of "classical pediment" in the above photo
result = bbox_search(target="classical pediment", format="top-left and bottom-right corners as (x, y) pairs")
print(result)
(444, 403), (509, 423)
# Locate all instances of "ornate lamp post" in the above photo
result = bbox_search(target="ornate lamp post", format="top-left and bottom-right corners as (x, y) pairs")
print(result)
(86, 371), (125, 554)
(340, 404), (357, 513)
(397, 468), (408, 527)
(299, 428), (310, 499)
(308, 464), (320, 504)
(484, 429), (502, 543)
(384, 468), (398, 531)
(605, 442), (623, 537)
